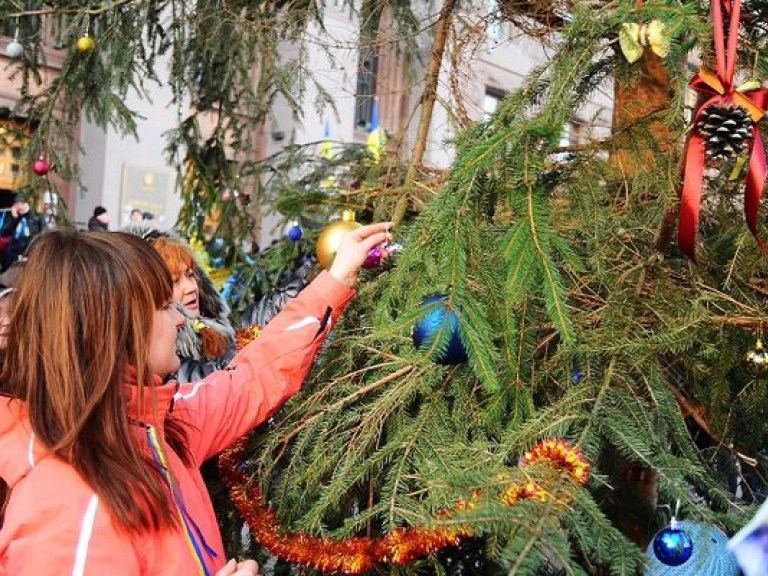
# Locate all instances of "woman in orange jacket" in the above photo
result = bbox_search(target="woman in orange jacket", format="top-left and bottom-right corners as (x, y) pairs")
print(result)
(0, 223), (391, 575)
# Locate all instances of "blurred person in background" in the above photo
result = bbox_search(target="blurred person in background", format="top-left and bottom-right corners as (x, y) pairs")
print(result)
(88, 206), (110, 231)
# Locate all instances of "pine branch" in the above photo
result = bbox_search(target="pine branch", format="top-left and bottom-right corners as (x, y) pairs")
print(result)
(395, 0), (458, 226)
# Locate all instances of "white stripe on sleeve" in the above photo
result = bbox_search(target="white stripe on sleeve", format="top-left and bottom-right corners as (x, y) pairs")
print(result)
(71, 494), (99, 576)
(285, 317), (320, 332)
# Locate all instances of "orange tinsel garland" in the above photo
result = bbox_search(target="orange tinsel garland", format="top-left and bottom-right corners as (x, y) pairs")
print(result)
(219, 432), (589, 573)
(221, 327), (590, 573)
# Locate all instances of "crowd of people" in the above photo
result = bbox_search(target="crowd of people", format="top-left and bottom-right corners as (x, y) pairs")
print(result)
(0, 197), (393, 574)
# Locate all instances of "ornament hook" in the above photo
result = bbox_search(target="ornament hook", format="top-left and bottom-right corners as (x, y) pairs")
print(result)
(657, 499), (682, 529)
(671, 499), (681, 529)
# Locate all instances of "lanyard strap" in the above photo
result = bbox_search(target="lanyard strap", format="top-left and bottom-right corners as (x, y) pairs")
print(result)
(145, 425), (217, 575)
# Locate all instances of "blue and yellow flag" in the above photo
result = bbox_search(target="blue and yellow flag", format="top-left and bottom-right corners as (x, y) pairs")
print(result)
(319, 116), (332, 160)
(319, 116), (335, 189)
(366, 97), (386, 163)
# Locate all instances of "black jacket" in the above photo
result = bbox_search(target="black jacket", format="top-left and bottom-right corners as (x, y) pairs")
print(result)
(87, 216), (109, 231)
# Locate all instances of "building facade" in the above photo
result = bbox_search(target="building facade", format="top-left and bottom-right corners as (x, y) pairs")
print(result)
(0, 2), (612, 240)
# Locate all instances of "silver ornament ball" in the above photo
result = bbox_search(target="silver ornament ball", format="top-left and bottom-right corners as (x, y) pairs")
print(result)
(5, 40), (23, 60)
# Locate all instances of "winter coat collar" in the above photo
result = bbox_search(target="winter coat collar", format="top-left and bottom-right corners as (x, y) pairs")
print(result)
(123, 369), (178, 425)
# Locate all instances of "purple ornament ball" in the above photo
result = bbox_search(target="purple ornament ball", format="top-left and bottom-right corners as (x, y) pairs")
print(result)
(362, 246), (383, 269)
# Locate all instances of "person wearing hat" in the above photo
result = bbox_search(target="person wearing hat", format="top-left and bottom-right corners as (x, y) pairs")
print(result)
(0, 193), (45, 271)
(88, 206), (110, 231)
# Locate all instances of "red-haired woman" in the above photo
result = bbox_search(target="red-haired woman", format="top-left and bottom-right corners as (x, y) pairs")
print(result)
(152, 236), (236, 383)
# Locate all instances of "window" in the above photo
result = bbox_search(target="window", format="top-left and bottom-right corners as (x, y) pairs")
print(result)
(559, 118), (585, 148)
(0, 120), (29, 191)
(4, 3), (43, 42)
(483, 88), (506, 120)
(354, 47), (378, 130)
(552, 118), (585, 162)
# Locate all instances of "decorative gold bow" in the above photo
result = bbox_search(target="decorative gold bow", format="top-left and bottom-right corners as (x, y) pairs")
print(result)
(619, 20), (670, 63)
(695, 68), (766, 122)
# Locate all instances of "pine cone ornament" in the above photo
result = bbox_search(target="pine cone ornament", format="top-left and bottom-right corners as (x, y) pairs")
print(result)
(696, 104), (753, 160)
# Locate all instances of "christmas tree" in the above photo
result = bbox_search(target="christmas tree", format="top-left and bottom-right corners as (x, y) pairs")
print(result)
(4, 0), (768, 574)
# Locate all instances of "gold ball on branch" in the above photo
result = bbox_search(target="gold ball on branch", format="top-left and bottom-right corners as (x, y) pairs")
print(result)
(745, 338), (768, 377)
(76, 34), (96, 53)
(315, 210), (361, 270)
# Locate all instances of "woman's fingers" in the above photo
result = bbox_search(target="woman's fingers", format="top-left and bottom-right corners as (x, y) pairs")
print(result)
(215, 559), (237, 576)
(215, 559), (259, 576)
(328, 222), (394, 288)
(233, 559), (259, 575)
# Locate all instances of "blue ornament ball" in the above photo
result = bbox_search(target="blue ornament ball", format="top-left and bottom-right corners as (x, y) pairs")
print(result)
(287, 223), (303, 242)
(411, 294), (468, 365)
(645, 521), (740, 575)
(653, 526), (693, 566)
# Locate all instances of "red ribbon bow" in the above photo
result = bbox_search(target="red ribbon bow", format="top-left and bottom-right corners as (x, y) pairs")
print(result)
(678, 0), (768, 259)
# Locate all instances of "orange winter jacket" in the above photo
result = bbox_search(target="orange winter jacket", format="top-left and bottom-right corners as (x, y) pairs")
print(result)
(0, 271), (353, 576)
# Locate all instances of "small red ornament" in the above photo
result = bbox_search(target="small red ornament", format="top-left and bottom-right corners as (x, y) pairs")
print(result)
(32, 157), (50, 176)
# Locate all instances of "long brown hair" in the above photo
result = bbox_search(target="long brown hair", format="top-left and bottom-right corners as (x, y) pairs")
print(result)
(0, 229), (189, 533)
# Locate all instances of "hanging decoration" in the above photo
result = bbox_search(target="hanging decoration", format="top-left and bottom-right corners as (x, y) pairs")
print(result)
(618, 20), (670, 64)
(646, 520), (740, 575)
(219, 437), (589, 574)
(315, 210), (362, 270)
(5, 28), (23, 60)
(32, 157), (50, 176)
(678, 0), (768, 260)
(696, 103), (754, 160)
(412, 293), (468, 365)
(362, 245), (384, 268)
(76, 33), (96, 53)
(651, 520), (694, 567)
(286, 221), (303, 242)
(744, 333), (768, 377)
(363, 240), (402, 269)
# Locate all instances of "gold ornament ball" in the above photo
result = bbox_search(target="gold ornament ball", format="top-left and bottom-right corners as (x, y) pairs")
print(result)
(315, 211), (361, 270)
(745, 339), (768, 377)
(77, 34), (96, 53)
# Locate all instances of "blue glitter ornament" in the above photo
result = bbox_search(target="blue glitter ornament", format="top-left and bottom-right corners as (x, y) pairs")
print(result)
(287, 222), (303, 242)
(652, 525), (693, 566)
(645, 520), (739, 575)
(411, 294), (467, 365)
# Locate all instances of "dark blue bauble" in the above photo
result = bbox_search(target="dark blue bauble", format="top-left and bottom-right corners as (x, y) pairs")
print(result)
(645, 521), (739, 575)
(412, 294), (468, 365)
(652, 526), (694, 567)
(287, 224), (303, 242)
